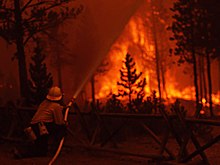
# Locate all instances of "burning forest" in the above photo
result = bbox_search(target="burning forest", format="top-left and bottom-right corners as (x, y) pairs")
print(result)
(80, 0), (220, 116)
(0, 0), (219, 115)
(0, 0), (220, 165)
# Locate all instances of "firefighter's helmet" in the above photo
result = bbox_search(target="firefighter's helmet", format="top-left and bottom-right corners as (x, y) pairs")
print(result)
(46, 86), (62, 101)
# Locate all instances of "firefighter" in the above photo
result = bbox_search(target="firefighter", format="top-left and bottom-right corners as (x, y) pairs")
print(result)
(13, 86), (68, 158)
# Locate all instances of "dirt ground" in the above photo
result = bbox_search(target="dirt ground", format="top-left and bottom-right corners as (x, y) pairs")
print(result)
(1, 111), (220, 165)
(1, 133), (220, 165)
(0, 141), (152, 165)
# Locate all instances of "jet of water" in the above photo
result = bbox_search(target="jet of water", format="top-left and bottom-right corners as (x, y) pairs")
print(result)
(59, 0), (144, 99)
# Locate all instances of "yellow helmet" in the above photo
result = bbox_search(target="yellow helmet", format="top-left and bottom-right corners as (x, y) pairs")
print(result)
(46, 86), (62, 101)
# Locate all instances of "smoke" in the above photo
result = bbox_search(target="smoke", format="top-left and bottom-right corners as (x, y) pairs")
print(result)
(59, 0), (144, 98)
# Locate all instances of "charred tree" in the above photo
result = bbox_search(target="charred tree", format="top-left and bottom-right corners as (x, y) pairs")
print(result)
(47, 23), (77, 89)
(146, 0), (173, 100)
(201, 57), (207, 102)
(192, 45), (200, 117)
(196, 1), (220, 117)
(91, 75), (95, 107)
(28, 38), (53, 105)
(193, 0), (220, 117)
(151, 4), (161, 102)
(169, 0), (201, 117)
(206, 50), (213, 116)
(217, 60), (220, 110)
(198, 56), (203, 101)
(149, 0), (172, 101)
(14, 0), (27, 98)
(0, 0), (82, 98)
(201, 58), (207, 100)
(117, 53), (146, 112)
(169, 0), (220, 117)
(201, 2), (220, 117)
(201, 1), (220, 117)
(198, 56), (207, 102)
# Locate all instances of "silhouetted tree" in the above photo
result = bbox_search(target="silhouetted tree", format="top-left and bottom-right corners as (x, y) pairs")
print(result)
(47, 25), (72, 89)
(150, 1), (161, 102)
(28, 38), (53, 105)
(195, 0), (220, 117)
(117, 53), (146, 112)
(149, 0), (173, 100)
(169, 0), (201, 116)
(169, 0), (220, 117)
(203, 0), (220, 59)
(0, 0), (82, 98)
(132, 76), (147, 113)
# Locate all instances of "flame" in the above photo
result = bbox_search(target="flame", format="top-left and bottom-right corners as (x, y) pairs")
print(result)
(94, 4), (220, 107)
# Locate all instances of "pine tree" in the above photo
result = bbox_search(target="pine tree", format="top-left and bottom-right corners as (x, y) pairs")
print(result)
(169, 0), (220, 117)
(168, 0), (201, 116)
(28, 38), (53, 105)
(0, 0), (82, 98)
(117, 53), (146, 112)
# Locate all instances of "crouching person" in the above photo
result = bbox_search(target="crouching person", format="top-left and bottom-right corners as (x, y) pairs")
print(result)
(14, 86), (68, 158)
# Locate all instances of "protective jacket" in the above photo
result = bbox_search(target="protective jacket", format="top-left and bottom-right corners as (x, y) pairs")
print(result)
(31, 99), (65, 125)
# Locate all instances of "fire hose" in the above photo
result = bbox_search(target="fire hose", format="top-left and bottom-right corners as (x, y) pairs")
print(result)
(48, 98), (75, 165)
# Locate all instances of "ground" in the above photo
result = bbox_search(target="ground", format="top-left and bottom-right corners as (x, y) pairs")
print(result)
(1, 133), (220, 165)
(0, 141), (150, 165)
(1, 109), (220, 165)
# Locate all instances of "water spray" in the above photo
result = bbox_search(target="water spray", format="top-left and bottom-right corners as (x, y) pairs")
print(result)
(48, 46), (107, 165)
(48, 0), (144, 163)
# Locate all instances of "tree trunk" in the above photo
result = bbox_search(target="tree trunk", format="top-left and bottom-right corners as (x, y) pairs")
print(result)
(154, 38), (161, 102)
(151, 2), (161, 102)
(128, 84), (132, 112)
(192, 51), (200, 117)
(206, 51), (213, 117)
(91, 75), (95, 106)
(161, 59), (168, 99)
(219, 58), (220, 103)
(190, 1), (200, 117)
(198, 56), (203, 101)
(14, 0), (28, 98)
(202, 57), (207, 102)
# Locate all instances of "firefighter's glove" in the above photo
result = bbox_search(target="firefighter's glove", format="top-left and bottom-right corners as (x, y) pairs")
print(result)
(71, 97), (76, 103)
